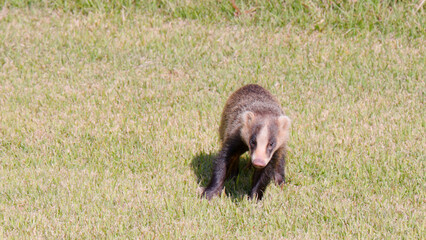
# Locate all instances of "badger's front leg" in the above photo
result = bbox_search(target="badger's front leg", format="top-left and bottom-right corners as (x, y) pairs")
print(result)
(249, 164), (274, 200)
(202, 148), (228, 200)
(273, 148), (286, 186)
(203, 139), (244, 200)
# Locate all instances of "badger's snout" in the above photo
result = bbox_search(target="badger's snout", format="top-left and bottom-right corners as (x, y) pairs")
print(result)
(252, 158), (267, 168)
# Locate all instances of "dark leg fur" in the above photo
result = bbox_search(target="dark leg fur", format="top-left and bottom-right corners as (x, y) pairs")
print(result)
(273, 149), (286, 186)
(202, 148), (227, 200)
(250, 149), (286, 200)
(249, 164), (273, 200)
(202, 138), (246, 200)
(227, 155), (240, 181)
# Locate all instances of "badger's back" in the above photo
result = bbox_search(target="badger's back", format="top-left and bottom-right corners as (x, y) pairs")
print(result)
(219, 84), (283, 142)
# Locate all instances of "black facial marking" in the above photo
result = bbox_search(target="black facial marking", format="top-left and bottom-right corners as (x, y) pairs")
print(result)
(267, 123), (278, 157)
(249, 138), (256, 147)
(249, 123), (262, 149)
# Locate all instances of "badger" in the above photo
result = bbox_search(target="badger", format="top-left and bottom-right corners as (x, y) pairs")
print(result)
(202, 84), (291, 200)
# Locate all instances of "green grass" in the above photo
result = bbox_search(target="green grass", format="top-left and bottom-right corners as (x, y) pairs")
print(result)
(0, 1), (425, 238)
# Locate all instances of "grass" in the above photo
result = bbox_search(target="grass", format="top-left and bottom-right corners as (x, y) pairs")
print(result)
(0, 0), (425, 238)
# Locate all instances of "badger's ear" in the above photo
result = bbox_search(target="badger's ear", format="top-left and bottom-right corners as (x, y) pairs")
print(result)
(241, 111), (255, 144)
(241, 111), (255, 127)
(278, 115), (291, 140)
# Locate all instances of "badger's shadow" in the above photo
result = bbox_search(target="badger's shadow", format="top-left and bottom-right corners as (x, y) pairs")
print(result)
(190, 151), (254, 201)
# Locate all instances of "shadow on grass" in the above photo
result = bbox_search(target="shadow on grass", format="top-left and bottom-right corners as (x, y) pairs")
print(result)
(190, 151), (254, 202)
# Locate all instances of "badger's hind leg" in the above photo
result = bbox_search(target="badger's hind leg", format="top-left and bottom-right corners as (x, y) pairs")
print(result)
(226, 154), (240, 181)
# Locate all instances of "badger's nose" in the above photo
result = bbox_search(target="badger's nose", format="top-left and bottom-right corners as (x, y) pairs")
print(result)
(252, 159), (267, 169)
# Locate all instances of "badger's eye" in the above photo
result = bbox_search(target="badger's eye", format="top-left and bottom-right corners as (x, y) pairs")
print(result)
(268, 142), (274, 148)
(250, 139), (256, 146)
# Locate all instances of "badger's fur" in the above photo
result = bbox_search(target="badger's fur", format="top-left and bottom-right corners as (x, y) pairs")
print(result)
(203, 84), (291, 200)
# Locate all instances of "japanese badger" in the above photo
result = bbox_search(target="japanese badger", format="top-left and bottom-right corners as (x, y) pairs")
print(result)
(202, 84), (291, 200)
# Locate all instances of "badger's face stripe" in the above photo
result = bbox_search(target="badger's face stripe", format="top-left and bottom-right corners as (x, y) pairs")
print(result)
(250, 120), (275, 168)
(242, 114), (290, 169)
(252, 124), (268, 157)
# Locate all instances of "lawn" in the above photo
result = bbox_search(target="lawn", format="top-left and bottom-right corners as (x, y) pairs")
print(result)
(0, 0), (424, 238)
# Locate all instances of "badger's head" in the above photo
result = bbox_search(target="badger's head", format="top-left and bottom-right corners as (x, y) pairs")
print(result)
(240, 111), (291, 169)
